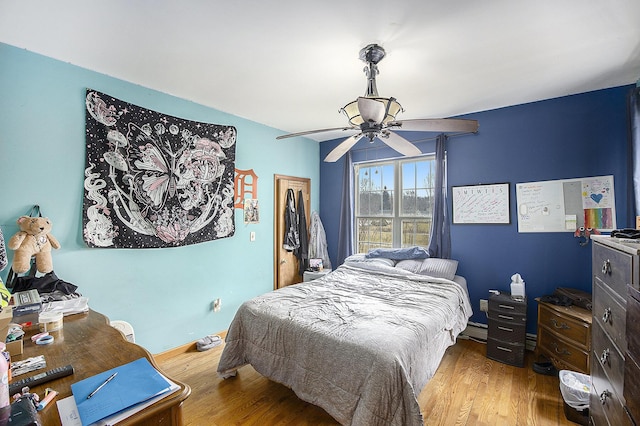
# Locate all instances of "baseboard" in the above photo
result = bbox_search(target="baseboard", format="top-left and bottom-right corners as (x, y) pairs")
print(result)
(153, 330), (227, 363)
(459, 322), (537, 352)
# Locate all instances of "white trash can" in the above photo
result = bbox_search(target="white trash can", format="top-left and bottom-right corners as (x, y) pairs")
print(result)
(559, 370), (589, 425)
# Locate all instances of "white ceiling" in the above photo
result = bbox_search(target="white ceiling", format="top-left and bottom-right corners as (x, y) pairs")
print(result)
(2, 1), (639, 141)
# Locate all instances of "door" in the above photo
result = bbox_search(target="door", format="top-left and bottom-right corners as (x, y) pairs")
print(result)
(274, 174), (311, 290)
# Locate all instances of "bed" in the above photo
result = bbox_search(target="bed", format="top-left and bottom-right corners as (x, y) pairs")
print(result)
(217, 253), (473, 425)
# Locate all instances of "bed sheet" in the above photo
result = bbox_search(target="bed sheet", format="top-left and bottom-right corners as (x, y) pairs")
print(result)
(217, 263), (472, 425)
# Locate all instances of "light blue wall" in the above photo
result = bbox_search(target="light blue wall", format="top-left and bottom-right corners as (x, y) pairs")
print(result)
(0, 43), (319, 353)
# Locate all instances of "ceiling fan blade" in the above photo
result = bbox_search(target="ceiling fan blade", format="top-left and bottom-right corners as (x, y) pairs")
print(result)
(388, 118), (479, 133)
(324, 134), (364, 162)
(357, 97), (386, 124)
(381, 131), (422, 157)
(276, 126), (357, 140)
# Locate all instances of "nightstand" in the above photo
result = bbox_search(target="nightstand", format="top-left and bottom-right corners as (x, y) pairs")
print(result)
(535, 298), (591, 374)
(303, 269), (331, 282)
(486, 292), (527, 367)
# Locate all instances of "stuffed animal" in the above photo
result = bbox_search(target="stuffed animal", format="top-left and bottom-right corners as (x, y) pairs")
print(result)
(8, 216), (60, 273)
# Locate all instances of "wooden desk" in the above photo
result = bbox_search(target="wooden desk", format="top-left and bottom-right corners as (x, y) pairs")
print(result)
(11, 310), (190, 425)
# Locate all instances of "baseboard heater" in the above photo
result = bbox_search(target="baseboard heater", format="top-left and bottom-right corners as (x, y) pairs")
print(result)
(459, 321), (537, 352)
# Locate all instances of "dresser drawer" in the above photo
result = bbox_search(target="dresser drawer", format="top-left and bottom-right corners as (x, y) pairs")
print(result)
(486, 337), (525, 367)
(538, 303), (590, 349)
(628, 285), (640, 356)
(593, 279), (627, 352)
(592, 321), (625, 401)
(591, 355), (625, 426)
(624, 352), (640, 425)
(487, 316), (525, 343)
(538, 326), (589, 373)
(488, 293), (526, 317)
(593, 241), (633, 299)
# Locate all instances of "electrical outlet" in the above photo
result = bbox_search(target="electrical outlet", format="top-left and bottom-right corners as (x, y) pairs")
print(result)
(479, 299), (488, 312)
(213, 298), (221, 312)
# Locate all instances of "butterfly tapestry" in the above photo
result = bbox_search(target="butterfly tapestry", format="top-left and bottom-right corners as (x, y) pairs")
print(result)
(83, 89), (236, 248)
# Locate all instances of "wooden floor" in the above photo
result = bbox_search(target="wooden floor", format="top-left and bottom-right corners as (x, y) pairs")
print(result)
(156, 337), (577, 425)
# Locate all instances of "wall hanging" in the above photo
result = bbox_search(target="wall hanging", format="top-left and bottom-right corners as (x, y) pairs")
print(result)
(83, 89), (236, 248)
(515, 175), (615, 233)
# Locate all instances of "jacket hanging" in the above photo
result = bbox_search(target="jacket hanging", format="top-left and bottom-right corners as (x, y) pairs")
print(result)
(283, 188), (299, 251)
(295, 190), (308, 275)
(309, 211), (332, 270)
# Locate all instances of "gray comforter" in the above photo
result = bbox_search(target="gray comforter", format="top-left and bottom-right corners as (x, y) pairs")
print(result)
(217, 263), (472, 425)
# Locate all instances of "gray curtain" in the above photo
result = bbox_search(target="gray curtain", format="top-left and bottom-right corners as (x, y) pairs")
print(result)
(630, 85), (640, 219)
(337, 151), (354, 265)
(427, 134), (451, 258)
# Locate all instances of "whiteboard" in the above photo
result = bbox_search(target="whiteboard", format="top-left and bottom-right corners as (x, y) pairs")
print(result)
(452, 183), (510, 224)
(515, 175), (615, 233)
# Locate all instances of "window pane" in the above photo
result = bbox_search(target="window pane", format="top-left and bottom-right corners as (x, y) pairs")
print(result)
(357, 218), (393, 252)
(401, 219), (431, 247)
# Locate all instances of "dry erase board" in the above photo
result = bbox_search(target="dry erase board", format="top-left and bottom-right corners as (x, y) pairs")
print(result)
(515, 175), (616, 232)
(452, 183), (510, 224)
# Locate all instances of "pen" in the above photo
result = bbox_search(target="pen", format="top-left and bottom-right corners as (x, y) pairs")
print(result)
(87, 372), (117, 399)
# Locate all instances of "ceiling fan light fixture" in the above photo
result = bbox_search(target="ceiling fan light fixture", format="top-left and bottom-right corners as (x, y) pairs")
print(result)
(340, 97), (403, 126)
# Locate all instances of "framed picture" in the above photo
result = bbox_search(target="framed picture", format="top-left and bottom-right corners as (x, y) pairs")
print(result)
(309, 258), (323, 271)
(452, 183), (510, 224)
(243, 199), (259, 224)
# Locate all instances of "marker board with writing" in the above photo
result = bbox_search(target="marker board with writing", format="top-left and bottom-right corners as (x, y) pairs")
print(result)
(452, 183), (510, 224)
(515, 175), (615, 232)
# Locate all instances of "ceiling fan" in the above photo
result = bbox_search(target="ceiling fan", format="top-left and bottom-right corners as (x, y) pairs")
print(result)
(276, 43), (479, 162)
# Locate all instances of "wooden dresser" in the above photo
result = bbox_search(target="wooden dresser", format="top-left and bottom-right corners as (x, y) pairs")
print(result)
(535, 299), (591, 374)
(589, 236), (638, 426)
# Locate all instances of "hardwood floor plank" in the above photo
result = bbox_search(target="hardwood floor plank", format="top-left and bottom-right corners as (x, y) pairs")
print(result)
(156, 337), (576, 425)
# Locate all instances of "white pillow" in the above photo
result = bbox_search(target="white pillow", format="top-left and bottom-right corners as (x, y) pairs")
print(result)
(396, 258), (459, 281)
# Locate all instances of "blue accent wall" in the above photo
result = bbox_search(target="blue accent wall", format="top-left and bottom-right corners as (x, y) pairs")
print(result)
(0, 43), (319, 353)
(320, 86), (632, 332)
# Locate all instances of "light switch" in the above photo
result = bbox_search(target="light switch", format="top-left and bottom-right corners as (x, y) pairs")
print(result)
(250, 231), (256, 242)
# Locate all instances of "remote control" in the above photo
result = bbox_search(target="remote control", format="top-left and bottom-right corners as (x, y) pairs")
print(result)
(9, 364), (74, 395)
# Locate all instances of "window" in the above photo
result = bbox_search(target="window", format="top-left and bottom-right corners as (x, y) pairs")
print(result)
(354, 155), (438, 253)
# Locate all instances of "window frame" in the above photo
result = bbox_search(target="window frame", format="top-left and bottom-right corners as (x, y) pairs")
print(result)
(353, 154), (440, 252)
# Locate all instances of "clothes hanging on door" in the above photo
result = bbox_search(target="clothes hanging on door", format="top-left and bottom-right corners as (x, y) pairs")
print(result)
(309, 211), (332, 270)
(295, 190), (308, 275)
(283, 188), (300, 251)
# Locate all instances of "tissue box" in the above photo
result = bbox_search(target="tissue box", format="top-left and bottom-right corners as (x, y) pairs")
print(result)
(11, 290), (42, 329)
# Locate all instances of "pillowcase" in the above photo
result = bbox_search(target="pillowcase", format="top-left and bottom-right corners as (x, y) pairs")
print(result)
(396, 258), (459, 281)
(365, 246), (429, 261)
(344, 253), (397, 267)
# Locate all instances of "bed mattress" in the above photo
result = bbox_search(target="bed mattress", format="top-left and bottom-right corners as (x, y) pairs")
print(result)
(217, 262), (472, 425)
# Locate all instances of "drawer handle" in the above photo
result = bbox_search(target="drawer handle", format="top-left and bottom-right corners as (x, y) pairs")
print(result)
(498, 304), (515, 310)
(550, 318), (570, 330)
(601, 259), (611, 275)
(551, 342), (571, 356)
(600, 348), (610, 364)
(599, 389), (611, 404)
(498, 314), (514, 321)
(498, 326), (513, 332)
(496, 346), (512, 353)
(602, 307), (612, 323)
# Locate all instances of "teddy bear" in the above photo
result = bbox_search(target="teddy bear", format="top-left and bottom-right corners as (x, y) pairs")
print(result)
(8, 216), (60, 274)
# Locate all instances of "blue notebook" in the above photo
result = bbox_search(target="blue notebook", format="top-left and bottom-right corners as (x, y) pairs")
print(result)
(71, 357), (172, 425)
